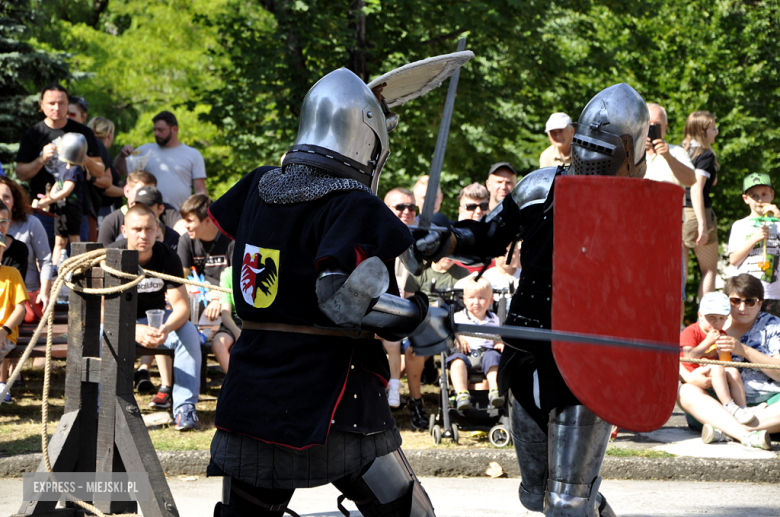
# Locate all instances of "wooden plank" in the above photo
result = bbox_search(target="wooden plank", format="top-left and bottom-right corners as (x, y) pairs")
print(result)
(115, 395), (179, 517)
(95, 248), (138, 515)
(65, 243), (103, 480)
(16, 410), (80, 516)
(80, 357), (101, 384)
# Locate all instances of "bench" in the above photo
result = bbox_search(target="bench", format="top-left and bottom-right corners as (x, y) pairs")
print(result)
(8, 303), (217, 394)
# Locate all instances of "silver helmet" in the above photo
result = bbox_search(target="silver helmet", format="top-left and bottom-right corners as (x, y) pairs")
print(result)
(283, 68), (397, 193)
(570, 83), (649, 178)
(58, 132), (87, 167)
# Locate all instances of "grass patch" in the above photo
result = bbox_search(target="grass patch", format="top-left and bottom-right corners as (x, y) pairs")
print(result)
(606, 446), (675, 458)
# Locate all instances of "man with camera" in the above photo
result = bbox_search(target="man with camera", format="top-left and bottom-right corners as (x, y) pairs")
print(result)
(644, 103), (695, 188)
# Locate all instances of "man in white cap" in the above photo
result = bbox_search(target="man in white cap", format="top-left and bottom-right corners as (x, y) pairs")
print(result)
(539, 112), (575, 168)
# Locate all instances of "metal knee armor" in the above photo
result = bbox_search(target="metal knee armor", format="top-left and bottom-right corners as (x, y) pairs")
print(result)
(544, 405), (615, 517)
(340, 449), (436, 517)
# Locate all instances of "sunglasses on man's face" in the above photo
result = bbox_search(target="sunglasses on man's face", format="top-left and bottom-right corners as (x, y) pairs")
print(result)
(729, 297), (760, 308)
(463, 202), (489, 211)
(393, 203), (416, 212)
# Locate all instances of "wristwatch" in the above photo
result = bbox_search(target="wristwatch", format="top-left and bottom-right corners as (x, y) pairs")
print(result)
(2, 325), (11, 335)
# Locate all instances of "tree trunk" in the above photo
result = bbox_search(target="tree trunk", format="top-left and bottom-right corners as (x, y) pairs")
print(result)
(348, 0), (367, 81)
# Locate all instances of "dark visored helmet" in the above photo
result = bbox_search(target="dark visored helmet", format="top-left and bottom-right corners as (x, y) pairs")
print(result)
(58, 132), (88, 167)
(570, 83), (649, 178)
(283, 68), (396, 194)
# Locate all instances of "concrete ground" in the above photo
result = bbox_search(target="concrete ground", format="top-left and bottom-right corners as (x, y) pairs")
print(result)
(2, 476), (780, 516)
(610, 405), (778, 459)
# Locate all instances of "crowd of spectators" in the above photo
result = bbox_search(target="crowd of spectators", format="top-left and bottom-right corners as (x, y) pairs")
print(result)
(0, 83), (213, 428)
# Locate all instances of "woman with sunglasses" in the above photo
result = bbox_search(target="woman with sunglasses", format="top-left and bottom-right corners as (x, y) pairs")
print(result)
(457, 183), (490, 221)
(678, 274), (780, 449)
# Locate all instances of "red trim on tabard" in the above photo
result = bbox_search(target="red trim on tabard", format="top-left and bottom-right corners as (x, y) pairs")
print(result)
(214, 348), (354, 450)
(354, 246), (368, 267)
(208, 207), (235, 241)
(361, 356), (389, 389)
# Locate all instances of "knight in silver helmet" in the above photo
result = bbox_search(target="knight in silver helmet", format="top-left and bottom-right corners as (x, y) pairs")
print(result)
(260, 67), (397, 205)
(207, 67), (444, 517)
(411, 84), (650, 517)
(569, 83), (649, 178)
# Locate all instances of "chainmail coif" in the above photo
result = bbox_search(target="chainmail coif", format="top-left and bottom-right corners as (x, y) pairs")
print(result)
(258, 163), (373, 205)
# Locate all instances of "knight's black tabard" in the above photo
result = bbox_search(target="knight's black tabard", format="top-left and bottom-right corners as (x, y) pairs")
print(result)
(208, 166), (413, 449)
(497, 171), (580, 423)
(454, 169), (579, 425)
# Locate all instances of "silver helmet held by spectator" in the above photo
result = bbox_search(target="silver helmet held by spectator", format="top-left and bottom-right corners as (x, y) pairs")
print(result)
(282, 68), (396, 194)
(58, 132), (88, 167)
(570, 83), (649, 178)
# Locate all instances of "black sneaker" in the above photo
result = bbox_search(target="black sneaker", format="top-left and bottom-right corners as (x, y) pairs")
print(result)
(134, 369), (154, 394)
(408, 397), (429, 431)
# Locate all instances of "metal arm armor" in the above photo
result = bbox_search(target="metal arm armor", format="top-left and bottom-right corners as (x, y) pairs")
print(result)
(317, 257), (454, 355)
(449, 167), (558, 264)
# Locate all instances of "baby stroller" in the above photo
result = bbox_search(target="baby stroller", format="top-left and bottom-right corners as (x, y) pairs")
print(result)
(427, 284), (513, 447)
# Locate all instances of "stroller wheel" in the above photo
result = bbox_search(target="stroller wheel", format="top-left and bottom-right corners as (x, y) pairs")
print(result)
(431, 425), (442, 446)
(428, 414), (436, 433)
(451, 424), (459, 444)
(489, 424), (511, 447)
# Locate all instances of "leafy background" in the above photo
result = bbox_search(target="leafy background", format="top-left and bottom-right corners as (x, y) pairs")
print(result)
(3, 0), (780, 318)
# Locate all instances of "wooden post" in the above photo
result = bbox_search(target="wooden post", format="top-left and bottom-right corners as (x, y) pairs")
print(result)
(65, 243), (103, 474)
(95, 248), (138, 515)
(14, 245), (180, 517)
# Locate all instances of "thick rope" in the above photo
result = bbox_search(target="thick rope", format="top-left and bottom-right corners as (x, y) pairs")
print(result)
(680, 356), (780, 370)
(0, 248), (231, 516)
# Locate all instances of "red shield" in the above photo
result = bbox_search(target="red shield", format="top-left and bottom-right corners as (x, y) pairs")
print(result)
(552, 176), (681, 432)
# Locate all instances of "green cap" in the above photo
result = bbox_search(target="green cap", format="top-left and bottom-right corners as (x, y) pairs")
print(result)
(744, 173), (773, 193)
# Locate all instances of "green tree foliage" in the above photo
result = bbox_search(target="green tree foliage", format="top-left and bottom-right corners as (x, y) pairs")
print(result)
(0, 0), (71, 165)
(21, 0), (233, 194)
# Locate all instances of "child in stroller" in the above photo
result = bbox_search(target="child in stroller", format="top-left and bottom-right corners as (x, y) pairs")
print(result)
(449, 276), (504, 409)
(429, 276), (512, 447)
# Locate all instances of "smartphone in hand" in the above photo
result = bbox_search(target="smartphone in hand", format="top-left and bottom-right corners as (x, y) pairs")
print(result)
(647, 123), (661, 142)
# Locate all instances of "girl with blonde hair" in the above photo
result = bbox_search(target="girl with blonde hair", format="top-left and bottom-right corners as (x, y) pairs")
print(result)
(682, 110), (720, 299)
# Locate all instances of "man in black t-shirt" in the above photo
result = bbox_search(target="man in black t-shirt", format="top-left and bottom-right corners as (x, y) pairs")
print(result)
(177, 194), (233, 322)
(98, 170), (183, 247)
(130, 186), (179, 251)
(119, 204), (201, 431)
(15, 84), (106, 245)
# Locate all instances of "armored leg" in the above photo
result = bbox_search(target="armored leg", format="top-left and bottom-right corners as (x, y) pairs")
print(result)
(332, 449), (435, 517)
(215, 477), (297, 517)
(544, 405), (614, 517)
(510, 398), (548, 512)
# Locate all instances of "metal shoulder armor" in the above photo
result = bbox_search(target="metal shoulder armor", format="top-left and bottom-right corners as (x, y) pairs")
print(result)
(509, 166), (558, 211)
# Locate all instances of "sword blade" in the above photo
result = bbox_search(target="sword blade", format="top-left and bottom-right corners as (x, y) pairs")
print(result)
(419, 37), (467, 229)
(453, 323), (677, 354)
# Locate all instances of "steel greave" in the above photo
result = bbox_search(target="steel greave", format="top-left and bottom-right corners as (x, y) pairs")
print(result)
(544, 405), (613, 517)
(510, 399), (548, 512)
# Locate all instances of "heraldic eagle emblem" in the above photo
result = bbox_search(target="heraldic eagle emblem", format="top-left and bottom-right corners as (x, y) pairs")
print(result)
(240, 244), (280, 308)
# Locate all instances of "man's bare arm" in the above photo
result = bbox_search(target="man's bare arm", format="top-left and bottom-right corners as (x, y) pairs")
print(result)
(16, 157), (45, 181)
(193, 178), (208, 197)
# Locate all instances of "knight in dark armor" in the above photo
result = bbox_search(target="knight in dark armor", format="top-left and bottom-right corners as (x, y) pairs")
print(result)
(207, 68), (454, 517)
(412, 83), (650, 517)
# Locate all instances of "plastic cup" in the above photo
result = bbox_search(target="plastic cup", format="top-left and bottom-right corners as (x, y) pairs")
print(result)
(718, 350), (732, 362)
(146, 309), (165, 329)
